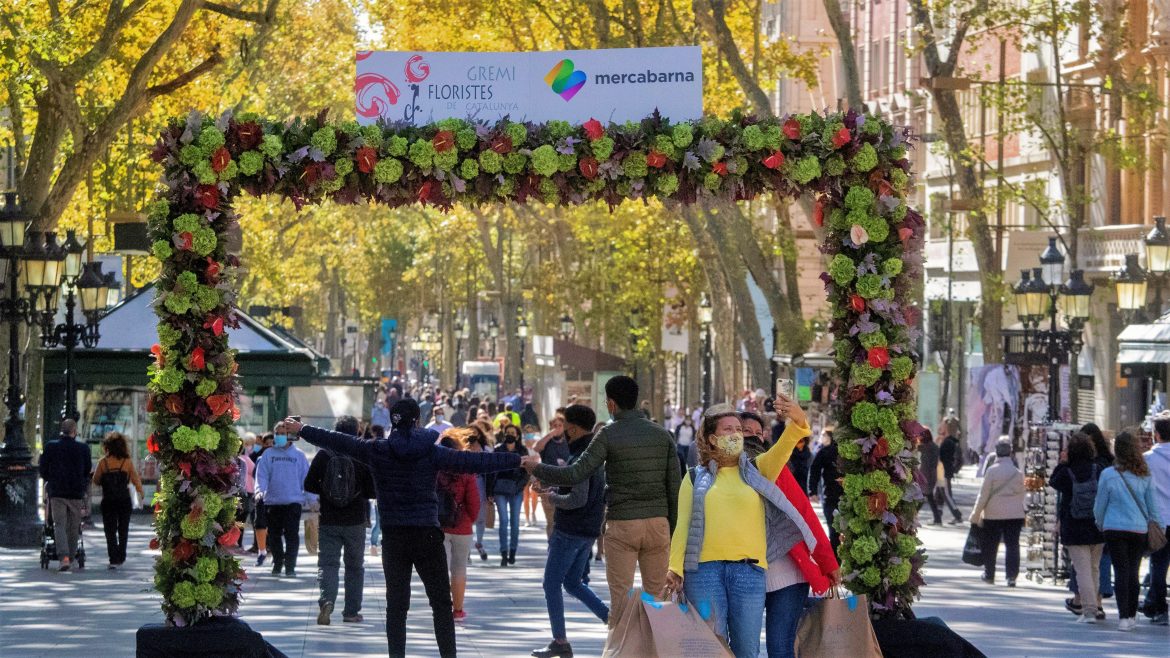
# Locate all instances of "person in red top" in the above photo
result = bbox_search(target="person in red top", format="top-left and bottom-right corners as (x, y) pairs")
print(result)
(437, 430), (482, 622)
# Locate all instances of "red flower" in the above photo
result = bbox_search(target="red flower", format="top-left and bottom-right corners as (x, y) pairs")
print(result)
(356, 146), (378, 174)
(203, 316), (225, 337)
(848, 386), (867, 403)
(206, 394), (233, 419)
(712, 161), (728, 177)
(812, 201), (824, 227)
(231, 406), (241, 422)
(195, 185), (219, 210)
(146, 395), (156, 413)
(233, 121), (262, 150)
(831, 127), (852, 149)
(867, 346), (890, 369)
(432, 130), (455, 152)
(147, 433), (159, 453)
(178, 461), (192, 478)
(211, 147), (231, 174)
(218, 525), (242, 547)
(783, 118), (801, 140)
(151, 343), (165, 368)
(149, 537), (160, 550)
(876, 178), (896, 198)
(579, 156), (599, 179)
(418, 180), (436, 203)
(189, 347), (205, 371)
(206, 258), (222, 282)
(301, 162), (322, 185)
(490, 134), (513, 154)
(873, 436), (890, 459)
(850, 294), (866, 313)
(174, 231), (193, 251)
(172, 540), (195, 563)
(646, 150), (668, 169)
(867, 490), (889, 516)
(762, 150), (785, 170)
(583, 118), (604, 140)
(898, 226), (914, 243)
(165, 395), (185, 415)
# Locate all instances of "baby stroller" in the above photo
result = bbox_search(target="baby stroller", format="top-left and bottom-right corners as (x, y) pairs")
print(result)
(40, 499), (86, 570)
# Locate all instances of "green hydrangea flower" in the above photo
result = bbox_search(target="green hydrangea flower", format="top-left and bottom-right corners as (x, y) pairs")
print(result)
(852, 401), (880, 432)
(408, 140), (435, 169)
(834, 339), (854, 364)
(503, 153), (527, 175)
(890, 168), (909, 191)
(338, 120), (361, 136)
(592, 136), (615, 161)
(433, 149), (458, 171)
(851, 363), (882, 387)
(200, 491), (223, 518)
(163, 293), (193, 315)
(896, 534), (919, 558)
(557, 153), (576, 173)
(845, 186), (875, 210)
(842, 473), (865, 498)
(373, 158), (403, 184)
(851, 143), (879, 172)
(703, 143), (725, 163)
(495, 178), (516, 197)
(703, 172), (722, 191)
(157, 323), (182, 348)
(217, 160), (238, 181)
(792, 155), (821, 184)
(859, 331), (887, 349)
(194, 286), (220, 312)
(197, 126), (225, 155)
(890, 146), (907, 161)
(310, 127), (337, 156)
(479, 150), (502, 174)
(152, 240), (173, 261)
(655, 173), (679, 196)
(622, 152), (648, 178)
(531, 145), (560, 176)
(539, 177), (559, 204)
(334, 157), (354, 178)
(861, 566), (882, 587)
(154, 367), (185, 394)
(672, 124), (694, 148)
(877, 407), (900, 436)
(195, 556), (219, 583)
(193, 161), (217, 185)
(459, 158), (479, 180)
(192, 228), (217, 257)
(179, 145), (203, 167)
(886, 430), (905, 455)
(892, 203), (908, 222)
(360, 125), (384, 149)
(883, 257), (903, 276)
(238, 150), (264, 176)
(178, 271), (199, 290)
(855, 274), (884, 299)
(615, 180), (633, 198)
(652, 135), (676, 158)
(824, 155), (846, 177)
(547, 120), (573, 140)
(172, 581), (197, 608)
(197, 424), (220, 450)
(456, 129), (477, 150)
(828, 254), (856, 285)
(820, 122), (846, 148)
(195, 378), (218, 398)
(838, 438), (862, 461)
(859, 215), (890, 243)
(147, 199), (170, 222)
(173, 214), (201, 233)
(181, 514), (208, 540)
(763, 124), (783, 150)
(259, 134), (283, 160)
(742, 124), (766, 150)
(505, 122), (527, 146)
(828, 208), (849, 231)
(195, 582), (223, 607)
(862, 117), (882, 135)
(850, 534), (880, 563)
(386, 135), (408, 157)
(887, 561), (912, 585)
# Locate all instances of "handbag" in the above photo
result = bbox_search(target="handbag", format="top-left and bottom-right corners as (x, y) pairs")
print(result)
(961, 524), (986, 567)
(795, 588), (883, 658)
(1117, 471), (1168, 553)
(643, 591), (733, 657)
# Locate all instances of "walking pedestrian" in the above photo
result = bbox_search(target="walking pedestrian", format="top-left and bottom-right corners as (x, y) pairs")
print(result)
(255, 420), (310, 577)
(521, 402), (540, 429)
(436, 431), (481, 622)
(1049, 432), (1106, 623)
(236, 440), (256, 549)
(39, 419), (91, 572)
(917, 429), (943, 525)
(970, 438), (1026, 586)
(426, 407), (454, 434)
(938, 418), (964, 524)
(808, 428), (844, 552)
(1080, 423), (1116, 602)
(523, 424), (542, 527)
(493, 425), (529, 566)
(663, 397), (816, 658)
(531, 405), (610, 658)
(674, 414), (697, 474)
(787, 435), (813, 494)
(287, 399), (522, 658)
(91, 432), (144, 569)
(1141, 415), (1170, 625)
(250, 432), (273, 563)
(466, 423), (493, 560)
(305, 415), (376, 625)
(523, 376), (681, 627)
(1093, 430), (1161, 631)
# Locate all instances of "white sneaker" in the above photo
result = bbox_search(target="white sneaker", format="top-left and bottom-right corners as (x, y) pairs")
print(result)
(1075, 614), (1096, 624)
(1118, 618), (1135, 631)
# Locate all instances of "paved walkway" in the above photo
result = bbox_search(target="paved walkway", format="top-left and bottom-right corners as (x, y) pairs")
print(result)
(1, 477), (1166, 656)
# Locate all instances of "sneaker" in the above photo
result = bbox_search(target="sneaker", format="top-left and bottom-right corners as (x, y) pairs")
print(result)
(453, 610), (467, 622)
(1118, 617), (1135, 632)
(271, 565), (281, 576)
(1075, 614), (1096, 624)
(1064, 598), (1083, 615)
(1095, 609), (1106, 621)
(531, 640), (574, 658)
(1152, 612), (1169, 626)
(107, 564), (117, 571)
(476, 543), (488, 561)
(256, 553), (267, 567)
(342, 614), (364, 623)
(285, 570), (297, 577)
(370, 545), (379, 556)
(57, 558), (71, 573)
(1006, 579), (1016, 588)
(317, 601), (333, 625)
(980, 573), (994, 584)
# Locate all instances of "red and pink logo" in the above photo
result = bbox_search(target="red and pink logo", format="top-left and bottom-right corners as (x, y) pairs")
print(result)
(355, 54), (431, 120)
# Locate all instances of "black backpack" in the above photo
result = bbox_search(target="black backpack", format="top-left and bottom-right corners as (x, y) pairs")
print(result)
(100, 460), (131, 501)
(436, 473), (462, 528)
(1069, 464), (1099, 520)
(322, 453), (360, 507)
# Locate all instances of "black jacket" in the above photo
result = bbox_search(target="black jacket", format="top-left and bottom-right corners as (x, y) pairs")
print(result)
(940, 435), (961, 479)
(788, 443), (813, 494)
(551, 434), (607, 539)
(1049, 461), (1106, 546)
(808, 441), (844, 500)
(304, 449), (376, 526)
(40, 435), (92, 499)
(539, 436), (571, 466)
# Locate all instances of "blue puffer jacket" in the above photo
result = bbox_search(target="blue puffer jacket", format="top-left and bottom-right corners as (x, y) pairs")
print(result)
(298, 424), (522, 528)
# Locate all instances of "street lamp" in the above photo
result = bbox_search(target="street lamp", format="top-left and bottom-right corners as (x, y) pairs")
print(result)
(699, 294), (713, 409)
(488, 315), (499, 359)
(1145, 217), (1170, 315)
(516, 311), (528, 400)
(39, 255), (110, 421)
(1114, 253), (1148, 318)
(628, 307), (642, 379)
(0, 193), (42, 547)
(559, 313), (574, 341)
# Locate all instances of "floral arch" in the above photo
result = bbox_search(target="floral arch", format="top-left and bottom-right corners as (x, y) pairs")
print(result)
(145, 109), (925, 624)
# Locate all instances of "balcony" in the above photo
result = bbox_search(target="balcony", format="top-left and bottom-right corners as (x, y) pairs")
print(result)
(1076, 224), (1146, 276)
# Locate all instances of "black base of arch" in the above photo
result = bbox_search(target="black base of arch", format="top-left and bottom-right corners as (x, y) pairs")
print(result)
(136, 617), (287, 658)
(872, 616), (986, 658)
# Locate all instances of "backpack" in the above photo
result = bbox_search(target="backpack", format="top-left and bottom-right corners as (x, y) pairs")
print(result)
(436, 474), (462, 528)
(322, 452), (360, 507)
(100, 460), (131, 501)
(1069, 464), (1099, 520)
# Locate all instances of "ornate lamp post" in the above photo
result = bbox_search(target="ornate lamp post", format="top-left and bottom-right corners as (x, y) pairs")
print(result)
(488, 315), (499, 359)
(698, 294), (713, 409)
(628, 307), (642, 379)
(1114, 253), (1149, 322)
(1145, 216), (1170, 315)
(0, 193), (42, 547)
(516, 310), (528, 399)
(559, 313), (575, 341)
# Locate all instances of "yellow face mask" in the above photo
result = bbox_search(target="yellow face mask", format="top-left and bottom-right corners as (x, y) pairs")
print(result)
(715, 432), (744, 458)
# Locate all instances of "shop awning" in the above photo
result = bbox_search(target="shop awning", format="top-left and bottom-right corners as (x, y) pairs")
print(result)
(1117, 308), (1170, 364)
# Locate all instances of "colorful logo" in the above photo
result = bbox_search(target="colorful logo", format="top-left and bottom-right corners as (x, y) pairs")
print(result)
(545, 59), (586, 101)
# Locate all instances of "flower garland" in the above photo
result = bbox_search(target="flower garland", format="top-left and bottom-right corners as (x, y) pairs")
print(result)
(147, 108), (923, 623)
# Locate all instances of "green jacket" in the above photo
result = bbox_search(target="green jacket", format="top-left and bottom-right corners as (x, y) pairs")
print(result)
(534, 409), (681, 530)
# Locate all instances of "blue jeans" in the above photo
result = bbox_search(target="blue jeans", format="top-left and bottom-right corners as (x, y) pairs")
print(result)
(543, 530), (609, 640)
(495, 492), (523, 554)
(684, 561), (766, 658)
(765, 583), (811, 658)
(475, 476), (488, 546)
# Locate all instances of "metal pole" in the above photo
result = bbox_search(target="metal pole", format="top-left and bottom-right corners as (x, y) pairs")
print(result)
(770, 324), (779, 397)
(519, 340), (525, 400)
(3, 256), (28, 461)
(701, 325), (712, 408)
(0, 249), (40, 547)
(1048, 293), (1061, 422)
(62, 285), (79, 421)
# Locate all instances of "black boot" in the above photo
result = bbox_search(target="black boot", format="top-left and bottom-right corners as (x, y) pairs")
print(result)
(531, 640), (573, 658)
(508, 549), (516, 565)
(501, 552), (509, 567)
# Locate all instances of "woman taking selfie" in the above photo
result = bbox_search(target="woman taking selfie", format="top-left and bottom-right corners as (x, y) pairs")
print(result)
(664, 395), (815, 658)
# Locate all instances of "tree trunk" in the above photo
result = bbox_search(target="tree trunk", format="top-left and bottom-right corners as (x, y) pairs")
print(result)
(693, 0), (774, 116)
(822, 0), (863, 109)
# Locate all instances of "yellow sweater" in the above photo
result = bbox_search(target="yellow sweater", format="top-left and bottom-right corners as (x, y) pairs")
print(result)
(668, 421), (811, 575)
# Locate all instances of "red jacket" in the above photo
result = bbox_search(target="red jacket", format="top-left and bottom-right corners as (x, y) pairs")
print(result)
(438, 472), (481, 535)
(775, 467), (839, 576)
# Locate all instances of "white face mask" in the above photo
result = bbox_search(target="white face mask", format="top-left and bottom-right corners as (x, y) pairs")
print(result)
(715, 432), (744, 458)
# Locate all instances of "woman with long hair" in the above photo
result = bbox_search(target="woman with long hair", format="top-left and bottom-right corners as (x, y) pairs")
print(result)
(1050, 432), (1106, 622)
(1069, 422), (1116, 607)
(437, 431), (481, 621)
(493, 424), (529, 566)
(1094, 430), (1161, 631)
(522, 424), (541, 527)
(466, 422), (493, 561)
(91, 432), (144, 569)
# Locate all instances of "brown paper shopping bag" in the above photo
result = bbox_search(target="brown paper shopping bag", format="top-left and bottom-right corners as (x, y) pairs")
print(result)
(644, 593), (733, 658)
(602, 588), (658, 658)
(795, 590), (883, 657)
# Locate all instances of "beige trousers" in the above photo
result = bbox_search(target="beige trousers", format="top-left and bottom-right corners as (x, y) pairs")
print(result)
(603, 517), (671, 628)
(1067, 543), (1104, 616)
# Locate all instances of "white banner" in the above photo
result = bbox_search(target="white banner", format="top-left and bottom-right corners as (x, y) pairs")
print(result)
(355, 47), (702, 126)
